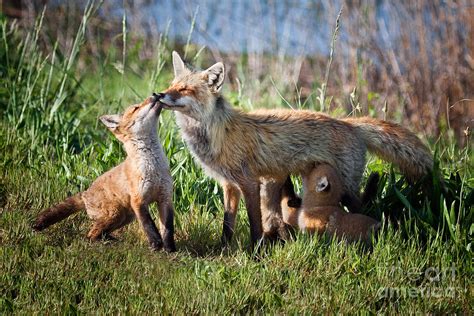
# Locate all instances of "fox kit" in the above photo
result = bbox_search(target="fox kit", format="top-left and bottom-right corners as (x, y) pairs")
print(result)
(298, 164), (380, 245)
(281, 172), (380, 229)
(159, 51), (432, 247)
(33, 95), (176, 252)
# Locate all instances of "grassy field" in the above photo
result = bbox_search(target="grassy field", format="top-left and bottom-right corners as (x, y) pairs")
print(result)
(1, 9), (473, 314)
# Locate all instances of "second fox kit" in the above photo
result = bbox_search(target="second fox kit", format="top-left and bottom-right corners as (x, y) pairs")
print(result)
(281, 172), (380, 229)
(159, 51), (432, 247)
(297, 164), (380, 244)
(33, 95), (176, 252)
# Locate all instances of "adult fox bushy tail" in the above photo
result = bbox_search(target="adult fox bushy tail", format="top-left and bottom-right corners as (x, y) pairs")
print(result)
(345, 117), (432, 181)
(33, 193), (84, 231)
(159, 51), (433, 247)
(34, 95), (176, 252)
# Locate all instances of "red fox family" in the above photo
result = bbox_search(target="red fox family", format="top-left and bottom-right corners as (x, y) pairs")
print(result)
(34, 52), (433, 251)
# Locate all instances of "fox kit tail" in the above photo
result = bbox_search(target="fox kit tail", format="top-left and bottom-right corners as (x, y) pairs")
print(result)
(33, 193), (85, 231)
(346, 117), (433, 181)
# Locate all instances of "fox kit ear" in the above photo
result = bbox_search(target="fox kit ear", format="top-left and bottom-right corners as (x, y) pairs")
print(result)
(100, 114), (122, 132)
(316, 176), (330, 192)
(172, 51), (186, 77)
(204, 62), (225, 93)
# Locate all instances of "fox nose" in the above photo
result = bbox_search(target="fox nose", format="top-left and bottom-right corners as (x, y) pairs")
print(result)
(152, 92), (164, 102)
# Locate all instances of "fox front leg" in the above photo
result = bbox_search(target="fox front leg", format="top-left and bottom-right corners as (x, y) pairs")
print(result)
(220, 182), (241, 246)
(237, 179), (263, 248)
(132, 202), (163, 251)
(156, 193), (177, 252)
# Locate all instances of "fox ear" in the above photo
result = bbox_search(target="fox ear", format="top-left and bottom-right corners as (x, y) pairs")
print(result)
(100, 114), (122, 132)
(204, 62), (225, 93)
(316, 176), (330, 192)
(172, 51), (186, 77)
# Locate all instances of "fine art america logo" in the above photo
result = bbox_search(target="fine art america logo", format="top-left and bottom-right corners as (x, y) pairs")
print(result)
(377, 266), (466, 299)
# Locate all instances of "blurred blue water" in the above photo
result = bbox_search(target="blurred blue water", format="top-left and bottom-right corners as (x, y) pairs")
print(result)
(123, 0), (339, 55)
(98, 0), (466, 57)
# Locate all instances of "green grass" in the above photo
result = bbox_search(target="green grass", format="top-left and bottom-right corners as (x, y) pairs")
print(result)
(0, 8), (472, 314)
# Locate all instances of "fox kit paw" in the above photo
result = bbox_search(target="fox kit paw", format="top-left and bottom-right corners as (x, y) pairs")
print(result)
(149, 240), (164, 252)
(163, 237), (177, 252)
(32, 221), (45, 231)
(164, 243), (177, 253)
(87, 229), (102, 241)
(287, 196), (302, 208)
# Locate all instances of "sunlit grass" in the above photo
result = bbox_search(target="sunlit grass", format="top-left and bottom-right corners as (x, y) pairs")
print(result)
(0, 6), (472, 314)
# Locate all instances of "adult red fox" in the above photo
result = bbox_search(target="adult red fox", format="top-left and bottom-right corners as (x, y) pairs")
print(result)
(34, 95), (176, 252)
(159, 52), (432, 247)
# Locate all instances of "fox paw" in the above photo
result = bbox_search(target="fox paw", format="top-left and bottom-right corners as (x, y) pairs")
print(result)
(149, 240), (164, 252)
(32, 221), (45, 231)
(163, 239), (176, 253)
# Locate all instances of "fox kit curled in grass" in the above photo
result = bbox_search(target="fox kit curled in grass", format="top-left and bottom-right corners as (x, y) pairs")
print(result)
(33, 95), (176, 252)
(281, 172), (380, 229)
(159, 51), (432, 247)
(298, 164), (381, 245)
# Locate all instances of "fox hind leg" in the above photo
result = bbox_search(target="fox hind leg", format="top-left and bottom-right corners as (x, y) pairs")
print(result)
(87, 210), (131, 241)
(260, 177), (290, 241)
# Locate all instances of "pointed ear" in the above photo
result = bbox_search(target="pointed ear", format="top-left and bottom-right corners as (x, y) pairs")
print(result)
(204, 62), (225, 93)
(172, 51), (186, 77)
(99, 114), (122, 132)
(316, 176), (330, 192)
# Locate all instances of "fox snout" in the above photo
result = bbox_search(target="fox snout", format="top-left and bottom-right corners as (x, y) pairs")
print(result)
(152, 93), (164, 113)
(156, 91), (186, 110)
(152, 92), (164, 102)
(146, 93), (163, 106)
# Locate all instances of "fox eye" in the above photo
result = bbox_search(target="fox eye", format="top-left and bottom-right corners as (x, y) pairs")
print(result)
(178, 87), (187, 92)
(132, 106), (139, 113)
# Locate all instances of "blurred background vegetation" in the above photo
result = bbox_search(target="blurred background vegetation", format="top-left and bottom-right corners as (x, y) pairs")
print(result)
(3, 0), (473, 145)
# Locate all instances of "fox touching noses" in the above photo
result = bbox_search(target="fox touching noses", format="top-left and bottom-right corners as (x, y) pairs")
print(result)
(158, 51), (432, 248)
(34, 95), (176, 252)
(159, 52), (225, 120)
